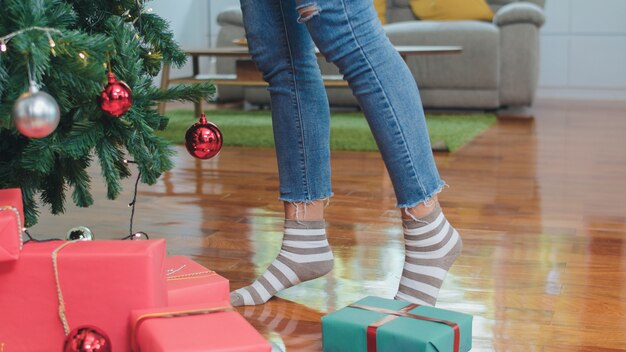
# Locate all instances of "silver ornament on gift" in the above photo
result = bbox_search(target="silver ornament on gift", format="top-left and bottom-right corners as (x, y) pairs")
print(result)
(66, 226), (95, 241)
(12, 82), (61, 139)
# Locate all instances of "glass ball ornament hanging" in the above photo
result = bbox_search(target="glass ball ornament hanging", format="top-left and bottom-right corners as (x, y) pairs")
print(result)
(98, 72), (133, 117)
(184, 113), (223, 160)
(12, 82), (60, 138)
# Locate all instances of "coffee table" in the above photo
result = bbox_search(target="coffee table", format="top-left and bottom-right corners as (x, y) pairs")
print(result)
(159, 45), (462, 115)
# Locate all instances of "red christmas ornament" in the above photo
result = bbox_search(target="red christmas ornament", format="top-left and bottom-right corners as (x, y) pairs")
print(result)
(63, 326), (111, 352)
(185, 113), (223, 159)
(98, 72), (132, 117)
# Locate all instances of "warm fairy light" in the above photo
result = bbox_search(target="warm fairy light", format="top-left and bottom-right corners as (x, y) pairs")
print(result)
(78, 52), (86, 59)
(46, 31), (56, 47)
(148, 51), (152, 55)
(0, 40), (6, 52)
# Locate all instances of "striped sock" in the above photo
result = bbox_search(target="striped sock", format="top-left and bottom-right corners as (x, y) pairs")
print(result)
(230, 220), (334, 306)
(395, 204), (462, 306)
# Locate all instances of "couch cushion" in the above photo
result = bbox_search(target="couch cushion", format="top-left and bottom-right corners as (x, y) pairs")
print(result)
(384, 20), (499, 89)
(409, 0), (494, 21)
(487, 0), (545, 13)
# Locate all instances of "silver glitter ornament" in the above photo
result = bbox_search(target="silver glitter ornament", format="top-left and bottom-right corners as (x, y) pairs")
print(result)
(12, 82), (60, 139)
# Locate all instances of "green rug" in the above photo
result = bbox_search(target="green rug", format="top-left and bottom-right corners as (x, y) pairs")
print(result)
(159, 109), (496, 152)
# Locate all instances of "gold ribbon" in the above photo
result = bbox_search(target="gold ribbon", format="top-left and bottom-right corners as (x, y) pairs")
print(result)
(131, 306), (234, 352)
(52, 241), (77, 336)
(166, 270), (215, 281)
(1, 205), (23, 251)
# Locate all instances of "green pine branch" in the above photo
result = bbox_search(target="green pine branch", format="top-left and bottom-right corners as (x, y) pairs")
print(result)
(0, 0), (215, 226)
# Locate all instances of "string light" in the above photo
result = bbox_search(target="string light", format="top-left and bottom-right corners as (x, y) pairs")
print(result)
(120, 159), (150, 240)
(45, 31), (56, 48)
(0, 26), (62, 54)
(78, 52), (86, 60)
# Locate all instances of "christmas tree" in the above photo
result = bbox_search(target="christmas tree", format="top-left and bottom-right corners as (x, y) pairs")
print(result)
(0, 0), (214, 226)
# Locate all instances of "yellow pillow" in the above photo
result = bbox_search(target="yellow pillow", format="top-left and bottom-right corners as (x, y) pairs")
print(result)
(409, 0), (494, 21)
(373, 0), (387, 24)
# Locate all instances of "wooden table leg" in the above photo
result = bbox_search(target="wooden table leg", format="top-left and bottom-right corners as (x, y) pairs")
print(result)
(192, 55), (203, 116)
(158, 63), (171, 115)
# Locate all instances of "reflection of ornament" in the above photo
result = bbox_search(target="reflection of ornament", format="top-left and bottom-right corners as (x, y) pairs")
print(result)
(184, 113), (223, 160)
(65, 226), (94, 241)
(12, 82), (60, 138)
(63, 326), (111, 352)
(98, 72), (132, 117)
(131, 231), (149, 240)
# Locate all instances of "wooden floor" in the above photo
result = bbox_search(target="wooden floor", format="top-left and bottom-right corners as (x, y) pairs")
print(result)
(33, 99), (626, 351)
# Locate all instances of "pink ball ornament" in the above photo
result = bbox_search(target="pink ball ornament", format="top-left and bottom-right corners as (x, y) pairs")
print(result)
(63, 326), (111, 352)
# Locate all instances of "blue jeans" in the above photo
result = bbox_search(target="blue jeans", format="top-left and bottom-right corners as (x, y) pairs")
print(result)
(239, 0), (445, 208)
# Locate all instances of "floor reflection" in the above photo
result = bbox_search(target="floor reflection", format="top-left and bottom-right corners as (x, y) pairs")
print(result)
(29, 100), (626, 351)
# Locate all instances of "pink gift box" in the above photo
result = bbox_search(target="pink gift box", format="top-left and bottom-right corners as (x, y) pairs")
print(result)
(0, 240), (167, 352)
(165, 255), (230, 306)
(131, 304), (272, 352)
(0, 206), (22, 263)
(0, 188), (24, 225)
(0, 188), (25, 263)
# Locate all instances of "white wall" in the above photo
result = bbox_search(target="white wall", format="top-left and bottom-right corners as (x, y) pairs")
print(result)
(150, 0), (239, 81)
(151, 0), (626, 102)
(538, 0), (626, 100)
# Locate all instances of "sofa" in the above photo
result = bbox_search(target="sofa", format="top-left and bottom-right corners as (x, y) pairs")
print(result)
(214, 0), (545, 110)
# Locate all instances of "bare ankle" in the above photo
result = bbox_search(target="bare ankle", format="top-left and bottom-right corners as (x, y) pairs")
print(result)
(284, 200), (325, 221)
(402, 196), (438, 220)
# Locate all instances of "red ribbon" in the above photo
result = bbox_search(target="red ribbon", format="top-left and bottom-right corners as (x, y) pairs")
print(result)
(349, 304), (460, 352)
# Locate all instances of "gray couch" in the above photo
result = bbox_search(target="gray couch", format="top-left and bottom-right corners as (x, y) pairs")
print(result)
(215, 0), (545, 110)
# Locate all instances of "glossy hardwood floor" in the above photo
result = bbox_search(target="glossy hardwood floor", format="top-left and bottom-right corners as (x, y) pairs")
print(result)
(33, 99), (626, 351)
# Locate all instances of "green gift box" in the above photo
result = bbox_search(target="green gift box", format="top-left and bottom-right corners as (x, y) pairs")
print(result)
(322, 296), (472, 352)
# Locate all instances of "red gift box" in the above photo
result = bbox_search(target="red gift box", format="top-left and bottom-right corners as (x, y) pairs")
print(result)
(0, 188), (24, 225)
(0, 240), (167, 352)
(1, 188), (25, 263)
(0, 206), (22, 263)
(130, 304), (272, 352)
(165, 256), (230, 306)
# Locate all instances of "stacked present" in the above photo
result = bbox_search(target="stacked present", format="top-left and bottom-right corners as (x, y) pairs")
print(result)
(322, 296), (473, 352)
(0, 188), (23, 263)
(0, 188), (271, 352)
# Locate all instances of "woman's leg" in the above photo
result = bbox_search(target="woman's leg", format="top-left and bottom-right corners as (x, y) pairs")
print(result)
(230, 0), (333, 306)
(296, 0), (461, 305)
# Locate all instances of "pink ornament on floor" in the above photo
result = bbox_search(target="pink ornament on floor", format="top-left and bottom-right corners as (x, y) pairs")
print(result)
(184, 113), (223, 160)
(63, 326), (111, 352)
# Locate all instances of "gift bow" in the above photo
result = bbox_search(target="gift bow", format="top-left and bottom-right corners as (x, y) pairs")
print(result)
(131, 306), (234, 352)
(349, 303), (460, 352)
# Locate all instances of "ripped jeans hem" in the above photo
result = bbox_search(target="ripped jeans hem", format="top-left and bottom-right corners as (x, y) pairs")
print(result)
(397, 182), (448, 209)
(278, 192), (334, 204)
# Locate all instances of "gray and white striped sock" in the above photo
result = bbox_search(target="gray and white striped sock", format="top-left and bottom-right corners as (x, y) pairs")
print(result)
(395, 204), (462, 306)
(230, 220), (334, 306)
